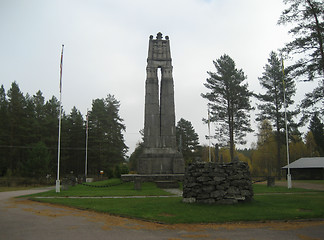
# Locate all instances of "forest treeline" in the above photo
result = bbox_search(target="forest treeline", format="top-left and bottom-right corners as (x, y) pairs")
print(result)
(196, 116), (323, 177)
(128, 115), (323, 177)
(1, 0), (323, 180)
(0, 82), (128, 180)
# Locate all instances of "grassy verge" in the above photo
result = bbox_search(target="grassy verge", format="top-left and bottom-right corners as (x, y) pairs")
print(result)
(253, 184), (321, 193)
(29, 179), (172, 197)
(27, 179), (324, 223)
(28, 180), (318, 198)
(33, 192), (324, 224)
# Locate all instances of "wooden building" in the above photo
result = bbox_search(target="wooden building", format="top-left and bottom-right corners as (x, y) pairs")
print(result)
(282, 157), (324, 180)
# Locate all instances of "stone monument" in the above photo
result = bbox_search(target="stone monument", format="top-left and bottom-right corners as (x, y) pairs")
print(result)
(137, 32), (185, 174)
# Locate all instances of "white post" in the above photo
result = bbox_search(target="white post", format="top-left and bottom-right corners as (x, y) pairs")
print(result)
(284, 97), (292, 189)
(56, 44), (64, 193)
(282, 58), (292, 189)
(85, 109), (89, 179)
(56, 97), (62, 193)
(208, 106), (211, 162)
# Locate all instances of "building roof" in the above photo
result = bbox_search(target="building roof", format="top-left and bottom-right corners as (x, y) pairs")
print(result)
(282, 157), (324, 169)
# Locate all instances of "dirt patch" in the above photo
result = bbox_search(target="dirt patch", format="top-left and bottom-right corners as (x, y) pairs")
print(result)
(298, 234), (321, 240)
(180, 234), (210, 238)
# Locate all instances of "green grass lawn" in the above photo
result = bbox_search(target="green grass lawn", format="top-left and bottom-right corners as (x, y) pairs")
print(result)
(29, 179), (318, 198)
(253, 184), (320, 193)
(30, 179), (172, 197)
(34, 193), (324, 224)
(292, 180), (324, 185)
(28, 179), (324, 224)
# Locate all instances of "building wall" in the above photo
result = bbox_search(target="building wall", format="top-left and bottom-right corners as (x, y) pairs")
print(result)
(288, 168), (324, 180)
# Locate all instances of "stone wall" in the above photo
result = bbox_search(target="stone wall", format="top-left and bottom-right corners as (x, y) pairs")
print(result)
(182, 162), (253, 204)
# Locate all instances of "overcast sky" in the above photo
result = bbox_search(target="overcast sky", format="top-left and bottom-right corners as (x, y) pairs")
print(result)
(0, 0), (317, 155)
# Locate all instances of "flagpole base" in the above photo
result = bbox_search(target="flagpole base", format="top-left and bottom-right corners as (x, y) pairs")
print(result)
(287, 174), (292, 189)
(56, 180), (61, 193)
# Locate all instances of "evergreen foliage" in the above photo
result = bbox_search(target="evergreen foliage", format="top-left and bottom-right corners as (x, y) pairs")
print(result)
(128, 141), (144, 172)
(201, 54), (253, 162)
(176, 118), (199, 164)
(22, 141), (50, 178)
(309, 113), (324, 155)
(256, 51), (298, 178)
(278, 0), (324, 121)
(0, 82), (128, 178)
(305, 131), (320, 157)
(88, 95), (128, 176)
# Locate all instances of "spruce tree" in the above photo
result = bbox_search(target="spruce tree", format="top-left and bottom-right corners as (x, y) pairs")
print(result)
(32, 90), (46, 142)
(63, 107), (85, 175)
(0, 85), (9, 175)
(43, 96), (60, 173)
(88, 95), (128, 175)
(7, 82), (27, 173)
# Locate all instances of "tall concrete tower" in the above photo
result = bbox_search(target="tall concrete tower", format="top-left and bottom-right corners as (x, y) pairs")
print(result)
(138, 32), (185, 174)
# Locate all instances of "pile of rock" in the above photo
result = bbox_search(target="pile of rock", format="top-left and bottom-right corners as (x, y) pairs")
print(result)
(182, 162), (253, 204)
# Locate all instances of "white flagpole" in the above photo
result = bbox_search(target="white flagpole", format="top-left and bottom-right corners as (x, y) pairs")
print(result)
(85, 109), (89, 179)
(282, 57), (292, 189)
(208, 106), (211, 162)
(56, 44), (64, 193)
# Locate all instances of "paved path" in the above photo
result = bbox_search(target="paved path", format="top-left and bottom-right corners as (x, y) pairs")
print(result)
(275, 181), (324, 191)
(1, 188), (324, 240)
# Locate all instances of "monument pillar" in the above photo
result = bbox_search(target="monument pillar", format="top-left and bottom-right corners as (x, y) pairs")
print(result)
(138, 32), (185, 174)
(144, 66), (160, 148)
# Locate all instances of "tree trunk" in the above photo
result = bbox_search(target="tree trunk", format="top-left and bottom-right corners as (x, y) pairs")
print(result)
(229, 113), (234, 162)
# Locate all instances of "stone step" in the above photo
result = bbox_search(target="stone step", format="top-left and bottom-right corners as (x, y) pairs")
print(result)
(155, 181), (179, 189)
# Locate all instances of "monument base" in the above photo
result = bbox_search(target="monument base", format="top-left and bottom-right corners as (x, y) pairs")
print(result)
(121, 173), (184, 183)
(137, 148), (185, 174)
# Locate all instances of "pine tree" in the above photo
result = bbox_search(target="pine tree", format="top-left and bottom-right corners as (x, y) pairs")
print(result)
(278, 0), (324, 81)
(278, 0), (324, 119)
(256, 51), (297, 178)
(201, 54), (253, 162)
